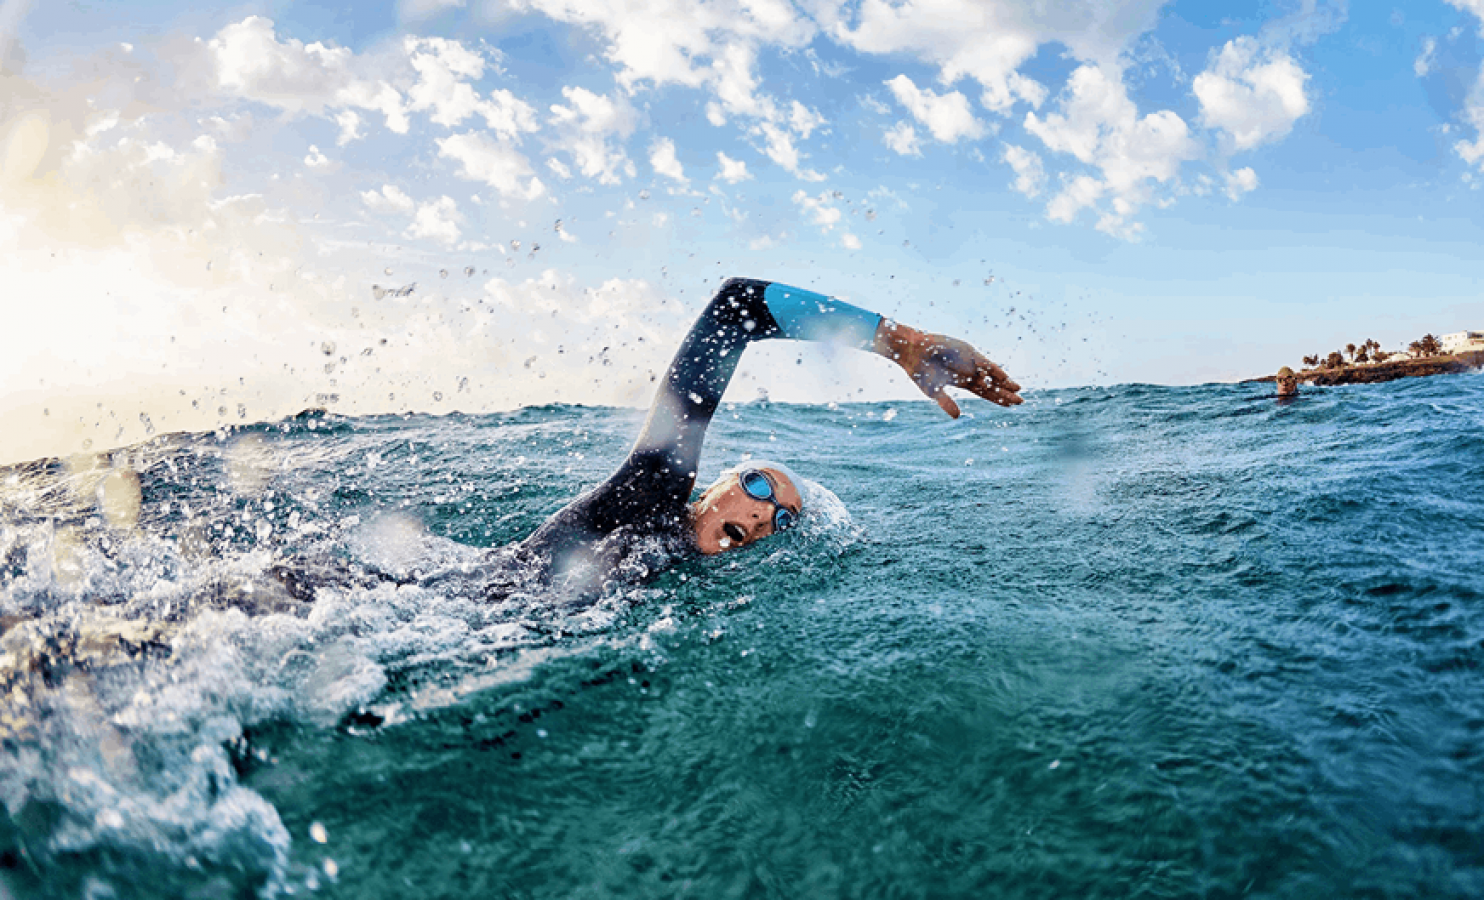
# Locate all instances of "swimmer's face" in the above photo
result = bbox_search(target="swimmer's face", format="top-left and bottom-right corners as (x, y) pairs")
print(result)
(1277, 376), (1298, 396)
(690, 467), (803, 555)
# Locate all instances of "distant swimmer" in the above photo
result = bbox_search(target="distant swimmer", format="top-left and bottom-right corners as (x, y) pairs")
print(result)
(1275, 366), (1298, 398)
(513, 277), (1022, 586)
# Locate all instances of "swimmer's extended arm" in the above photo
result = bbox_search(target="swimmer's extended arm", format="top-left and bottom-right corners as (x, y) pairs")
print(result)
(631, 277), (1022, 482)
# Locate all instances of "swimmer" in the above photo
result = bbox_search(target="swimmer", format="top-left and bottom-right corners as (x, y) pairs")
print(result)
(517, 277), (1022, 583)
(1276, 366), (1298, 398)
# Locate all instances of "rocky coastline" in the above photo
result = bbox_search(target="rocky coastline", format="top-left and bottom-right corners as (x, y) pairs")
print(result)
(1246, 351), (1484, 386)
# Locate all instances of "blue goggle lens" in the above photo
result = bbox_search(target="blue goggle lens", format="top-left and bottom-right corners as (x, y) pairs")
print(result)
(740, 470), (772, 500)
(740, 469), (796, 532)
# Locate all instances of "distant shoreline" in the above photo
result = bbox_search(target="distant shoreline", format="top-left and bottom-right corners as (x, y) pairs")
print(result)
(1246, 351), (1484, 386)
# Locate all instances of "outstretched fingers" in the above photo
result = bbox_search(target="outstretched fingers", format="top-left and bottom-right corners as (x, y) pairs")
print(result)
(977, 359), (1020, 394)
(959, 358), (1022, 407)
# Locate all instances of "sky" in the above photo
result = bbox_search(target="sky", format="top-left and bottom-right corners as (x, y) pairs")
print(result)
(2, 0), (1484, 464)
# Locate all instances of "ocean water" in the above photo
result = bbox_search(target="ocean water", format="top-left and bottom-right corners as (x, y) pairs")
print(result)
(3, 373), (1484, 899)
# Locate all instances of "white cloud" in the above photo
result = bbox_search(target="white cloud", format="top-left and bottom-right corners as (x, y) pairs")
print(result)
(833, 0), (1163, 114)
(437, 131), (546, 200)
(649, 137), (687, 183)
(304, 145), (331, 169)
(885, 74), (984, 143)
(789, 101), (826, 139)
(1444, 2), (1484, 172)
(508, 0), (813, 96)
(548, 86), (637, 185)
(361, 184), (416, 212)
(883, 122), (921, 156)
(504, 0), (827, 180)
(1449, 0), (1484, 26)
(840, 232), (862, 250)
(1193, 37), (1310, 151)
(406, 195), (462, 244)
(1415, 36), (1437, 77)
(1025, 64), (1197, 238)
(759, 122), (825, 181)
(792, 189), (843, 231)
(209, 16), (351, 113)
(403, 37), (539, 140)
(1002, 143), (1044, 197)
(1224, 166), (1258, 199)
(715, 151), (750, 183)
(208, 17), (409, 134)
(334, 110), (363, 145)
(1045, 174), (1105, 223)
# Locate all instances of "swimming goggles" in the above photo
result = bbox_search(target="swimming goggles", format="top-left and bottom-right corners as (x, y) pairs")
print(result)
(739, 468), (797, 533)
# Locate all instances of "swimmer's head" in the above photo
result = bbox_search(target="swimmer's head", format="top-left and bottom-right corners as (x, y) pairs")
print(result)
(1276, 366), (1298, 397)
(690, 461), (803, 555)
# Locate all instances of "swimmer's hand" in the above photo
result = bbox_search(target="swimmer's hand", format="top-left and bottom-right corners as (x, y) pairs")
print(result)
(874, 320), (1023, 418)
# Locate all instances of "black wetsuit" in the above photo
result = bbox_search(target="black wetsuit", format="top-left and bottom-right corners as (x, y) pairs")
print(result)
(517, 277), (883, 586)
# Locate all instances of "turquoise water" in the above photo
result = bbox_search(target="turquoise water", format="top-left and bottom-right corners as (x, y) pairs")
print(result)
(3, 374), (1484, 898)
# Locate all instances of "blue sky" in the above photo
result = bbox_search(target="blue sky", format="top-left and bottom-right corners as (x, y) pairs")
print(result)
(3, 0), (1483, 462)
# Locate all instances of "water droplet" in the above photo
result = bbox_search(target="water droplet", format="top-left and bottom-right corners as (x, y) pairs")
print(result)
(320, 342), (335, 356)
(464, 266), (476, 277)
(439, 268), (448, 279)
(638, 189), (650, 200)
(511, 240), (521, 252)
(433, 391), (443, 401)
(310, 822), (328, 843)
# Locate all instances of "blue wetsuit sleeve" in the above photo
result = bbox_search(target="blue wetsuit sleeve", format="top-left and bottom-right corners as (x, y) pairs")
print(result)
(762, 283), (882, 350)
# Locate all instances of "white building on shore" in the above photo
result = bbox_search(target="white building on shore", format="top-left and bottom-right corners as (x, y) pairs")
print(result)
(1440, 330), (1484, 354)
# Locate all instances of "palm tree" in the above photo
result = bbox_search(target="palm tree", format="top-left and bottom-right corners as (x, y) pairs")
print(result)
(1408, 340), (1424, 358)
(1420, 334), (1443, 356)
(1326, 350), (1345, 369)
(1302, 354), (1320, 368)
(1346, 342), (1357, 361)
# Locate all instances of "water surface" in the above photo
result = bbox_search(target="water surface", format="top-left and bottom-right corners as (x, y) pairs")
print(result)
(3, 374), (1483, 898)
